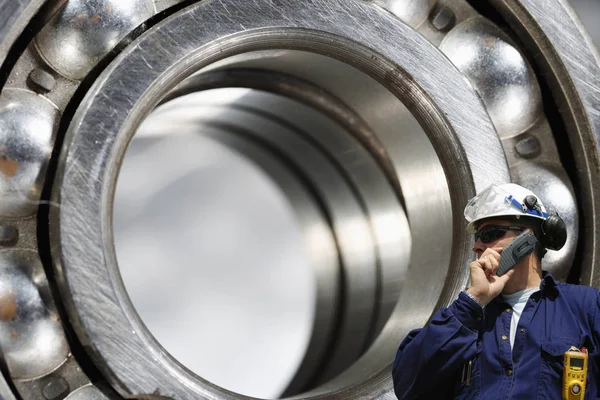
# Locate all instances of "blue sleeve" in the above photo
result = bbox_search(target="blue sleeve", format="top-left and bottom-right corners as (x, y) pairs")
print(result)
(593, 291), (600, 351)
(589, 290), (600, 397)
(392, 292), (484, 400)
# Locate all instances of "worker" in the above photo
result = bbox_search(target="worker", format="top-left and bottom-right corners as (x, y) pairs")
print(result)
(392, 183), (599, 399)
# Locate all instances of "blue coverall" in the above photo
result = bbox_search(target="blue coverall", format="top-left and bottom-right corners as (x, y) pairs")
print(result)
(392, 273), (600, 399)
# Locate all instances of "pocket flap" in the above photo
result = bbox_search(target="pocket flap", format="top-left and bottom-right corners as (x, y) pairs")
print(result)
(541, 337), (580, 357)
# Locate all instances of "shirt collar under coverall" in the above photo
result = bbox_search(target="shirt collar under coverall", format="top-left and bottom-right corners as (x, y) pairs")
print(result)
(392, 272), (600, 400)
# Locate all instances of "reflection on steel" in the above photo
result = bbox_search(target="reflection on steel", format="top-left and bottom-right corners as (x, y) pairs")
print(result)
(0, 250), (69, 379)
(139, 86), (412, 391)
(0, 369), (16, 400)
(511, 161), (579, 280)
(64, 385), (110, 400)
(50, 0), (507, 397)
(34, 0), (155, 80)
(440, 17), (543, 138)
(0, 0), (46, 69)
(0, 89), (59, 217)
(371, 0), (436, 27)
(0, 0), (597, 398)
(489, 0), (600, 287)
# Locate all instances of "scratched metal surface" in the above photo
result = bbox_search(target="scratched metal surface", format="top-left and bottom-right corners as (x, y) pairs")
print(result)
(0, 0), (46, 74)
(491, 0), (600, 289)
(0, 372), (15, 400)
(521, 0), (600, 289)
(0, 0), (592, 398)
(50, 0), (508, 398)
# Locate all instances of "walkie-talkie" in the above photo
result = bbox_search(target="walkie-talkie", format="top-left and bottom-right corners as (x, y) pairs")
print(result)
(497, 230), (537, 276)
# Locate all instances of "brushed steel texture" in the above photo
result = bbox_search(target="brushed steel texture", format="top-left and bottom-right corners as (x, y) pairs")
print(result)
(0, 88), (59, 217)
(490, 0), (600, 288)
(0, 0), (595, 398)
(50, 0), (508, 398)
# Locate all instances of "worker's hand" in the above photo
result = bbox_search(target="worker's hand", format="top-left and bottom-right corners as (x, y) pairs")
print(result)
(466, 248), (514, 307)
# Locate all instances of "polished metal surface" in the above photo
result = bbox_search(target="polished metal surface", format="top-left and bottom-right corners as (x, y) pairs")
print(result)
(0, 0), (46, 70)
(0, 89), (59, 217)
(50, 0), (508, 397)
(440, 16), (543, 138)
(224, 89), (412, 340)
(148, 87), (411, 387)
(0, 371), (17, 400)
(64, 385), (110, 400)
(151, 65), (414, 395)
(118, 102), (339, 397)
(511, 161), (579, 280)
(198, 47), (497, 353)
(410, 0), (579, 282)
(489, 0), (600, 288)
(164, 59), (417, 326)
(13, 356), (95, 400)
(145, 94), (379, 389)
(371, 0), (436, 27)
(0, 0), (597, 398)
(0, 250), (69, 380)
(34, 0), (155, 80)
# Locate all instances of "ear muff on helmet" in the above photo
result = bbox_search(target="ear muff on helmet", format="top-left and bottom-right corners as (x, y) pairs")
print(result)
(541, 214), (567, 251)
(521, 194), (567, 251)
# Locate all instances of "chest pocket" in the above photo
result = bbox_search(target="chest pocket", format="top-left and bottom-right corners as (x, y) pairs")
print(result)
(453, 355), (481, 400)
(538, 336), (583, 400)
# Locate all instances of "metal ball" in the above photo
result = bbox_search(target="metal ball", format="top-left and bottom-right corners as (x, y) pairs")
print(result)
(34, 0), (155, 80)
(59, 385), (110, 400)
(0, 89), (59, 217)
(372, 0), (436, 28)
(511, 161), (578, 281)
(440, 17), (543, 138)
(0, 251), (69, 380)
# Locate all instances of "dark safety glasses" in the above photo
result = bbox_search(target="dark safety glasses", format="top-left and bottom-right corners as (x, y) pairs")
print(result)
(474, 225), (524, 243)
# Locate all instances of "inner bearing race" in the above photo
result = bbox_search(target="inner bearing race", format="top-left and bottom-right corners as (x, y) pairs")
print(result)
(117, 58), (415, 396)
(50, 1), (510, 398)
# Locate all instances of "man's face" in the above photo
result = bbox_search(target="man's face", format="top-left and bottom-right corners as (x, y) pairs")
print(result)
(472, 219), (525, 258)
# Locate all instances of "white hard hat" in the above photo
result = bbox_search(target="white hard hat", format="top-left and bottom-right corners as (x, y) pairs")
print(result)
(464, 183), (549, 233)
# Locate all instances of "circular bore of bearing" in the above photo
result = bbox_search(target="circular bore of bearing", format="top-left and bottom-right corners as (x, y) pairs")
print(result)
(50, 0), (508, 398)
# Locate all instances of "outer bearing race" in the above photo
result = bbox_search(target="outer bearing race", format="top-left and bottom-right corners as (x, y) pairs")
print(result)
(52, 0), (506, 398)
(0, 0), (598, 399)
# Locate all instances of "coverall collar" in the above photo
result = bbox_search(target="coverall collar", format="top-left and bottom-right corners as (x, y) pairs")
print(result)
(489, 270), (557, 309)
(540, 270), (558, 293)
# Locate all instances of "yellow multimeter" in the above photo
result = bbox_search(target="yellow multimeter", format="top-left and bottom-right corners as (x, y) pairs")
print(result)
(562, 346), (588, 400)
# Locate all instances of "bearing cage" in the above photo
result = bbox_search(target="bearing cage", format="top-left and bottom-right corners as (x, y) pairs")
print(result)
(0, 0), (598, 399)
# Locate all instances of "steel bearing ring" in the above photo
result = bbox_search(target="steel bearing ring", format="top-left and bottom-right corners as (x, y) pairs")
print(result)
(0, 0), (599, 399)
